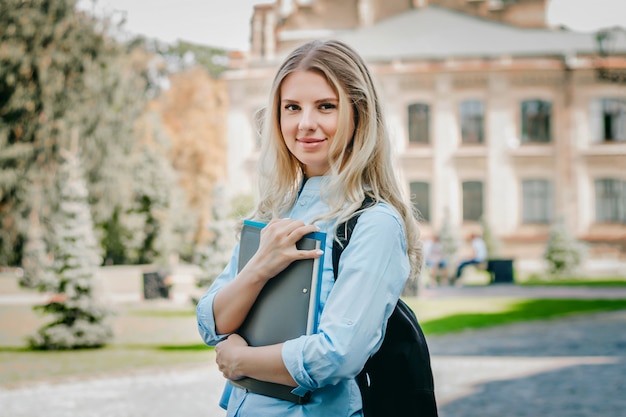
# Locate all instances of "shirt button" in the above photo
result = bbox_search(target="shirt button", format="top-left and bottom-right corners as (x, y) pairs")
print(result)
(347, 320), (353, 325)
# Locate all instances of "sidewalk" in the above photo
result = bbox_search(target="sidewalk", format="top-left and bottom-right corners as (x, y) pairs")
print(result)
(1, 307), (625, 417)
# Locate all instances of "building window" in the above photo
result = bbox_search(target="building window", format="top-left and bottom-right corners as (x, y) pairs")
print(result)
(595, 178), (626, 223)
(522, 179), (552, 224)
(459, 100), (484, 144)
(410, 181), (430, 222)
(462, 181), (483, 222)
(591, 98), (626, 142)
(408, 103), (430, 144)
(521, 99), (551, 143)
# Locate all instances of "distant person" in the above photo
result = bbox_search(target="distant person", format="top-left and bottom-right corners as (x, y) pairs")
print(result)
(425, 235), (448, 286)
(454, 233), (487, 284)
(196, 39), (422, 416)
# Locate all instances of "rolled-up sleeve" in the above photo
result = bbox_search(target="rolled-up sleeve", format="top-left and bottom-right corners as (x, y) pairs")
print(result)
(196, 243), (241, 346)
(282, 204), (410, 391)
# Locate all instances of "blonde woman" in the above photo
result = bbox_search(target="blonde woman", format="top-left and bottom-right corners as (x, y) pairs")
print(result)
(197, 39), (421, 416)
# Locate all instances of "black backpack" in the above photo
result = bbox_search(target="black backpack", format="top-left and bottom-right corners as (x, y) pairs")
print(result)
(332, 199), (438, 417)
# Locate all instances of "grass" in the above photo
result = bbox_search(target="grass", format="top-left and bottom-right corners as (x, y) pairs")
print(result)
(518, 276), (626, 287)
(2, 284), (626, 388)
(407, 298), (626, 334)
(0, 302), (213, 388)
(0, 345), (214, 388)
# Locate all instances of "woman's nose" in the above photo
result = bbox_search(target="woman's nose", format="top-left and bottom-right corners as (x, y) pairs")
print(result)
(298, 109), (316, 131)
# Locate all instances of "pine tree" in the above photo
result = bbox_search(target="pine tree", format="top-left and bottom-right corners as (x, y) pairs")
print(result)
(135, 112), (198, 264)
(30, 140), (112, 349)
(0, 0), (149, 265)
(195, 184), (237, 291)
(543, 220), (585, 277)
(19, 187), (56, 291)
(125, 143), (177, 264)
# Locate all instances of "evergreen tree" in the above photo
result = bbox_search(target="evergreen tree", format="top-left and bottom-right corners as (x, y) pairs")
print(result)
(195, 184), (237, 291)
(19, 186), (55, 290)
(30, 141), (112, 349)
(125, 141), (187, 265)
(0, 0), (149, 265)
(162, 40), (229, 79)
(543, 220), (585, 277)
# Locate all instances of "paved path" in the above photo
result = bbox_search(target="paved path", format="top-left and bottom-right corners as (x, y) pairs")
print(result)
(420, 283), (626, 299)
(2, 285), (625, 417)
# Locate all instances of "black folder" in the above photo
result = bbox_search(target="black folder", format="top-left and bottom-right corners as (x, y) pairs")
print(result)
(229, 220), (325, 404)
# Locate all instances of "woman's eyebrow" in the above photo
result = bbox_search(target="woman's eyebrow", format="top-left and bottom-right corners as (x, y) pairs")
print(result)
(280, 98), (338, 104)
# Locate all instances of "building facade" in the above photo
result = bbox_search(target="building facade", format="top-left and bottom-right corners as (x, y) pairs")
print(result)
(223, 0), (626, 275)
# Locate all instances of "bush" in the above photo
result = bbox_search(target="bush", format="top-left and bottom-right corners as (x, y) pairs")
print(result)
(543, 221), (585, 277)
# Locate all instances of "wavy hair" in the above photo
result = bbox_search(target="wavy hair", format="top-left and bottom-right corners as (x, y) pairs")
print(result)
(250, 39), (422, 277)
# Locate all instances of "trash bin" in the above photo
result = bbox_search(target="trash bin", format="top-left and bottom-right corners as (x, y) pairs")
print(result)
(143, 270), (171, 299)
(486, 259), (514, 284)
(143, 271), (161, 299)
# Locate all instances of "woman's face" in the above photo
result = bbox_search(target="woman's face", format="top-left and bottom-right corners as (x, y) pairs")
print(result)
(279, 70), (353, 177)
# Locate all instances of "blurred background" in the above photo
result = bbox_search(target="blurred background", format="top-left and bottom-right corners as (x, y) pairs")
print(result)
(1, 2), (626, 417)
(1, 0), (625, 344)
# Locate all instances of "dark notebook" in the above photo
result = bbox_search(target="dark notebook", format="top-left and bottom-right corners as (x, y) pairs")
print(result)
(229, 220), (325, 404)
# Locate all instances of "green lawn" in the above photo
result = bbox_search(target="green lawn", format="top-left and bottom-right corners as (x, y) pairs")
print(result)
(518, 277), (626, 287)
(2, 291), (626, 388)
(406, 297), (626, 334)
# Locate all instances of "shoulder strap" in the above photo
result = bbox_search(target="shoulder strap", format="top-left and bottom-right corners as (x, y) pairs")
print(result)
(332, 196), (376, 280)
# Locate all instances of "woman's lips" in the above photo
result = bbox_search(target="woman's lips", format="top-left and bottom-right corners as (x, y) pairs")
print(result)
(297, 137), (326, 149)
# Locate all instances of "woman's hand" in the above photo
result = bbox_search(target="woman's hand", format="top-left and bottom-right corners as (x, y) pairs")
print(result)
(212, 218), (322, 336)
(215, 334), (296, 387)
(245, 219), (322, 283)
(215, 334), (249, 380)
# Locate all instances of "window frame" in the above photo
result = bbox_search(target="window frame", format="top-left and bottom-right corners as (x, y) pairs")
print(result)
(407, 102), (430, 145)
(594, 178), (626, 223)
(459, 99), (485, 144)
(521, 99), (552, 143)
(521, 179), (553, 224)
(462, 180), (484, 222)
(600, 98), (626, 142)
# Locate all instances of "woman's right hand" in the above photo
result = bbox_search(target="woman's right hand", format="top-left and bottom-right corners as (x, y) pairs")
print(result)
(244, 218), (323, 283)
(212, 218), (322, 335)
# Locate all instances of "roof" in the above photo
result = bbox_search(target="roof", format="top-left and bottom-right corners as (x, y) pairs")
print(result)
(335, 5), (626, 61)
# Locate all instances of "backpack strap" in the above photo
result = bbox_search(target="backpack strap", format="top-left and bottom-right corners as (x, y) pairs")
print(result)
(332, 196), (376, 280)
(331, 196), (438, 417)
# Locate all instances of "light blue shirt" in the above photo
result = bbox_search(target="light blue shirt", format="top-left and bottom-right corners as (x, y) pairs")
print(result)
(196, 176), (410, 417)
(472, 237), (488, 262)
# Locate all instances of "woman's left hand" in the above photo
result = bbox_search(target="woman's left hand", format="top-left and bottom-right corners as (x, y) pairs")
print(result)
(215, 333), (249, 380)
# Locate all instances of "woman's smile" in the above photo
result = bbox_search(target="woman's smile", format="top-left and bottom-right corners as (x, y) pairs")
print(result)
(280, 70), (352, 177)
(297, 136), (327, 150)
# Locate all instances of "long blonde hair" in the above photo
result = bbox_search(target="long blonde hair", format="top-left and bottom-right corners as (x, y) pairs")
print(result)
(250, 40), (422, 277)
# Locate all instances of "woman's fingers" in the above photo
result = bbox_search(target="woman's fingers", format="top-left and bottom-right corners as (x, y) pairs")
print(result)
(215, 334), (248, 380)
(263, 219), (318, 243)
(247, 219), (322, 281)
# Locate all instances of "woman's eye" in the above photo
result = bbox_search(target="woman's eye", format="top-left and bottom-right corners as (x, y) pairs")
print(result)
(284, 104), (300, 111)
(319, 103), (337, 110)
